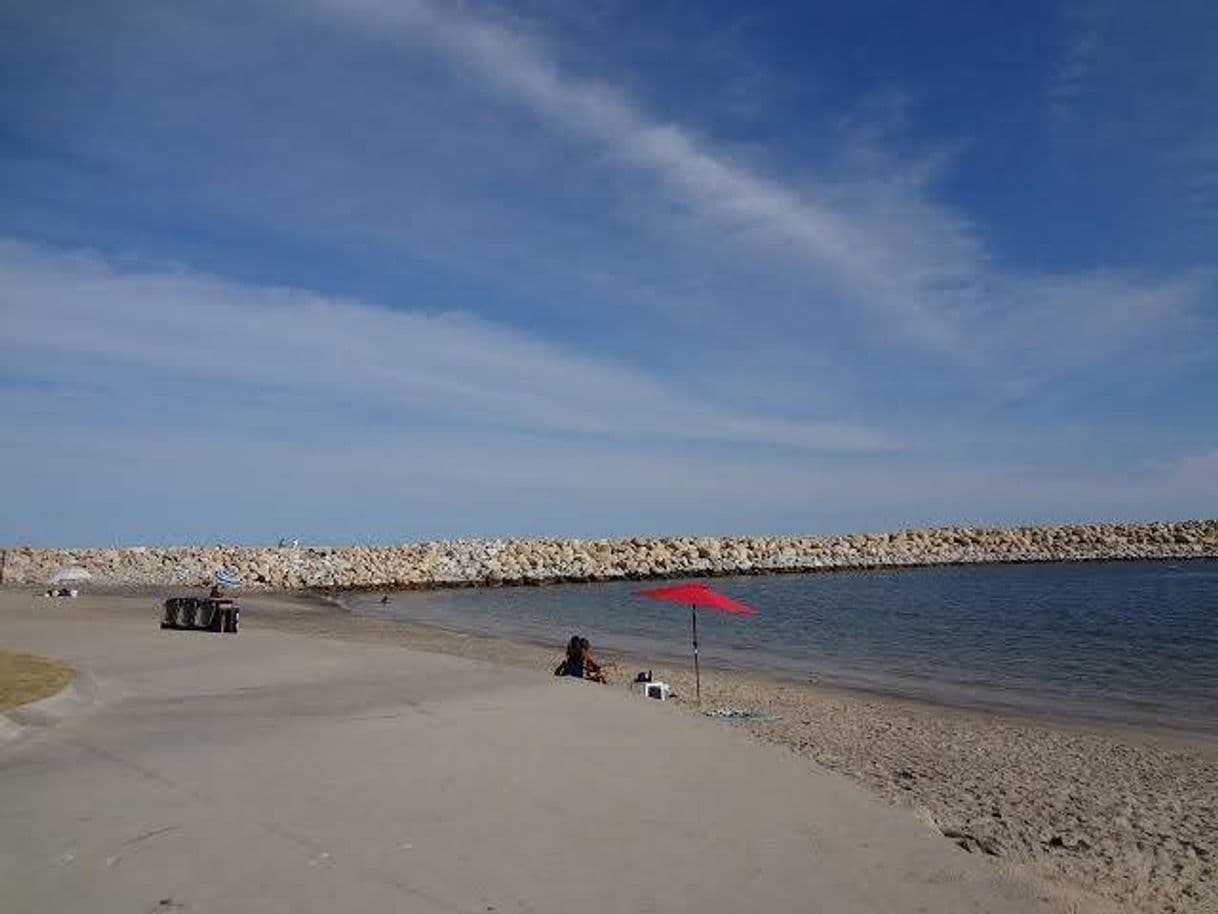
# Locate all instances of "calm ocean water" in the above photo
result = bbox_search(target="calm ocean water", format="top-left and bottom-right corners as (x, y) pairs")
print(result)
(348, 560), (1218, 731)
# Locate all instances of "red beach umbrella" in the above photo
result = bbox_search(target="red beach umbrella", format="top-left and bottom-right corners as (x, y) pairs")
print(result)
(638, 583), (758, 703)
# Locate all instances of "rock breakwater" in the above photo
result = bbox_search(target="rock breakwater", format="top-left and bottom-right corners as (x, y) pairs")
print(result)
(3, 520), (1216, 590)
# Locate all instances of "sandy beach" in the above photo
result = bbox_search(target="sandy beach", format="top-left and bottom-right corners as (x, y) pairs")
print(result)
(2, 588), (1214, 913)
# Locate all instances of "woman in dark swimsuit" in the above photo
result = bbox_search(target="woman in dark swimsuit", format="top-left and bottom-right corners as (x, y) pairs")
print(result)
(554, 635), (607, 683)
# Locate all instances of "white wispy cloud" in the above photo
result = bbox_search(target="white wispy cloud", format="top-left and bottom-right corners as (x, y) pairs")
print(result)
(1049, 0), (1111, 118)
(2, 247), (1210, 544)
(0, 237), (892, 453)
(308, 0), (1206, 368)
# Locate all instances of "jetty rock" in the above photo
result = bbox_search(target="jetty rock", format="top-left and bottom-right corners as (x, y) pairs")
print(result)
(3, 519), (1215, 590)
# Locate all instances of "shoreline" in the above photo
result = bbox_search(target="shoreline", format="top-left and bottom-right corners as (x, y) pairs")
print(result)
(338, 569), (1218, 744)
(331, 589), (1218, 749)
(31, 581), (1218, 745)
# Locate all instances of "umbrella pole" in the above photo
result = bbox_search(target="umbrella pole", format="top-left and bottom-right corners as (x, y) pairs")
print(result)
(691, 604), (700, 704)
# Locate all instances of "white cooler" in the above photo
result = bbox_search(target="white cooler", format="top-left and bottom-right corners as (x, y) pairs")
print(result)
(637, 681), (671, 701)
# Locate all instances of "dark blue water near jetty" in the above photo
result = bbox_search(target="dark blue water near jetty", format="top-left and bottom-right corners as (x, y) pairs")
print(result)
(350, 560), (1218, 731)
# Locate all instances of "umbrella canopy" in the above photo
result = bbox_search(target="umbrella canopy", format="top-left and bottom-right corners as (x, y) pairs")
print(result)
(638, 583), (759, 702)
(214, 569), (244, 588)
(51, 566), (92, 584)
(638, 583), (757, 616)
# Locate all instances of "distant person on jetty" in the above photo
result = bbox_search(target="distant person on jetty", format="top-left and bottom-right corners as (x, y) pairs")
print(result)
(554, 635), (607, 683)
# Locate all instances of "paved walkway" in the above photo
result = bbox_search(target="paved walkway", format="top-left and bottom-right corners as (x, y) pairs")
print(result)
(0, 601), (1058, 913)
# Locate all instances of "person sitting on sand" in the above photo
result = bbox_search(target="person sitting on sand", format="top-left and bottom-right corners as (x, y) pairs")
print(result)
(554, 636), (585, 678)
(554, 635), (607, 683)
(578, 637), (608, 683)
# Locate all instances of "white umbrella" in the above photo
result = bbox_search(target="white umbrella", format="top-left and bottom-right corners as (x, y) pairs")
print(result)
(51, 566), (92, 584)
(214, 569), (244, 588)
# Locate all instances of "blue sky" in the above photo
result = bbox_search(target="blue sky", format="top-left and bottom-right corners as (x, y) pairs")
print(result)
(1, 0), (1215, 546)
